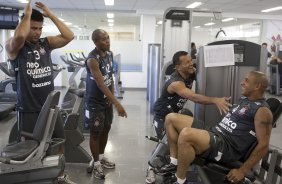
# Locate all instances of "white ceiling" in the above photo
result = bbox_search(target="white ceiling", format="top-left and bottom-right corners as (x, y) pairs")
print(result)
(0, 0), (282, 31)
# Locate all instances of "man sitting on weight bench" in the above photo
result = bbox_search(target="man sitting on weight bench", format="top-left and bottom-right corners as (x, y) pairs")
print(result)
(158, 71), (273, 184)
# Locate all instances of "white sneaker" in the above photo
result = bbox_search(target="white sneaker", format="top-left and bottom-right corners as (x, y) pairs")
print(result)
(93, 164), (105, 180)
(57, 174), (76, 184)
(101, 157), (115, 169)
(146, 169), (156, 184)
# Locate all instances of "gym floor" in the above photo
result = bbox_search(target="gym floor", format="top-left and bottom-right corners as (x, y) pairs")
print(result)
(0, 89), (281, 184)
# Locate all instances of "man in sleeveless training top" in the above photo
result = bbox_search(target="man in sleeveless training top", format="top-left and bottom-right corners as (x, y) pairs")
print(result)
(146, 51), (232, 184)
(153, 51), (231, 139)
(84, 29), (127, 179)
(5, 1), (75, 184)
(159, 71), (273, 184)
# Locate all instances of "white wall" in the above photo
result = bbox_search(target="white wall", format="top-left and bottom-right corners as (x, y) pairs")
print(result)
(260, 20), (282, 47)
(155, 25), (162, 44)
(52, 39), (145, 88)
(191, 28), (213, 48)
(120, 15), (156, 88)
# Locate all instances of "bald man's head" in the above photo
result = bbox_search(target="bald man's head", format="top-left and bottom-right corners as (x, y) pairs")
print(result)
(249, 71), (268, 92)
(91, 29), (106, 43)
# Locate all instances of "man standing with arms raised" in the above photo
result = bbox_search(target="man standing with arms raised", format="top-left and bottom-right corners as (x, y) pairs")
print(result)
(5, 1), (75, 183)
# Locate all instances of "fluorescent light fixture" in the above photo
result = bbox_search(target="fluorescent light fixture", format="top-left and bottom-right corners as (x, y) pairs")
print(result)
(261, 6), (282, 13)
(65, 22), (72, 25)
(222, 18), (234, 22)
(108, 23), (114, 27)
(16, 0), (28, 3)
(107, 13), (114, 19)
(157, 20), (163, 25)
(59, 18), (65, 22)
(107, 19), (114, 23)
(194, 26), (201, 28)
(105, 0), (114, 6)
(204, 22), (215, 26)
(186, 2), (203, 9)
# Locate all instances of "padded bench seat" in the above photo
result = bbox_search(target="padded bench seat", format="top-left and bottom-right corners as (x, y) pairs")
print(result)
(1, 140), (38, 161)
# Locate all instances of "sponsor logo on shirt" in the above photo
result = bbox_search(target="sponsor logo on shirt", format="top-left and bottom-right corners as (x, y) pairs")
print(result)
(26, 61), (52, 79)
(238, 106), (248, 115)
(39, 46), (46, 55)
(249, 130), (256, 137)
(32, 81), (51, 88)
(176, 98), (187, 108)
(26, 49), (52, 88)
(94, 119), (100, 127)
(218, 112), (237, 133)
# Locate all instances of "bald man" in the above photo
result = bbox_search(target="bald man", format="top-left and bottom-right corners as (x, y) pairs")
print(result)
(84, 29), (127, 179)
(159, 71), (273, 184)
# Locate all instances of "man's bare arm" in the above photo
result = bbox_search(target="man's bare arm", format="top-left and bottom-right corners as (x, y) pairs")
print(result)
(239, 107), (273, 173)
(5, 1), (32, 60)
(168, 81), (231, 114)
(35, 2), (74, 49)
(87, 58), (127, 117)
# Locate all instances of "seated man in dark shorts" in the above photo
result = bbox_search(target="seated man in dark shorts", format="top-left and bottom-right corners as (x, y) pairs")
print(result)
(159, 71), (273, 184)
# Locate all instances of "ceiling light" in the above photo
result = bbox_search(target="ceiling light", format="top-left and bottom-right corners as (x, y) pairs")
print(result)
(108, 23), (114, 27)
(186, 2), (203, 9)
(222, 18), (234, 22)
(16, 0), (28, 3)
(105, 0), (114, 6)
(108, 19), (114, 23)
(261, 6), (282, 13)
(107, 13), (114, 19)
(194, 26), (201, 28)
(204, 22), (215, 26)
(59, 18), (65, 22)
(157, 20), (162, 25)
(65, 22), (72, 25)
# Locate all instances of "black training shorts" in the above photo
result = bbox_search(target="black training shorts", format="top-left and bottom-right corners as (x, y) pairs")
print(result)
(191, 118), (226, 162)
(84, 105), (113, 134)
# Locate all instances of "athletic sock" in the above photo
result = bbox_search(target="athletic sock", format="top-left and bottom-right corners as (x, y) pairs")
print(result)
(170, 157), (178, 165)
(57, 174), (66, 179)
(99, 154), (105, 160)
(176, 174), (186, 184)
(94, 160), (101, 166)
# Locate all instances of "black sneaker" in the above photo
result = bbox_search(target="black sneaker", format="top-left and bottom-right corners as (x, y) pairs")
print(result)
(86, 158), (94, 173)
(156, 163), (177, 175)
(163, 173), (176, 184)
